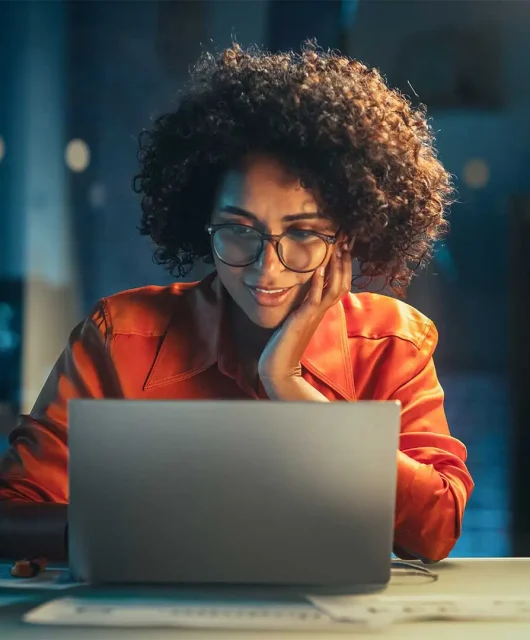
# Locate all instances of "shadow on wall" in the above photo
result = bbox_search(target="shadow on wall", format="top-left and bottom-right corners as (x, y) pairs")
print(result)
(0, 402), (16, 453)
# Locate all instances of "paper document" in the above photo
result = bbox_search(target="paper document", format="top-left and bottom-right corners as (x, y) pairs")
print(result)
(308, 593), (530, 623)
(24, 593), (530, 631)
(24, 595), (391, 631)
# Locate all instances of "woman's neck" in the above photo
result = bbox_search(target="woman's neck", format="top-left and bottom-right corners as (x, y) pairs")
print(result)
(227, 298), (274, 366)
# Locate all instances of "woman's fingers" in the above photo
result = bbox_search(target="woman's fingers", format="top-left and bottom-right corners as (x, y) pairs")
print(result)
(322, 242), (351, 306)
(322, 247), (341, 304)
(305, 263), (325, 307)
(301, 239), (353, 317)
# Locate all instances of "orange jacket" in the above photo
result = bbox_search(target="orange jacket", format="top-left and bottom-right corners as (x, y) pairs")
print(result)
(0, 273), (473, 561)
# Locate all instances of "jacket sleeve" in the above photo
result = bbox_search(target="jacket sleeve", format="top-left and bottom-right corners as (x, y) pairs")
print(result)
(0, 303), (120, 503)
(391, 323), (474, 562)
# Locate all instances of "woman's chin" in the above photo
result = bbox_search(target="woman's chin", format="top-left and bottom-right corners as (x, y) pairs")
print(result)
(246, 306), (287, 330)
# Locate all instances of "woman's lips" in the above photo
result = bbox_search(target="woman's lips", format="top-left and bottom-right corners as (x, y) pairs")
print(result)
(246, 284), (295, 307)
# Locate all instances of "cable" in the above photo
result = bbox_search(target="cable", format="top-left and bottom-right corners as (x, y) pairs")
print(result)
(390, 560), (439, 582)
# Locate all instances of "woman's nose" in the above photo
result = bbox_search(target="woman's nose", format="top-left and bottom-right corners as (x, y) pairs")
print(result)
(255, 239), (283, 274)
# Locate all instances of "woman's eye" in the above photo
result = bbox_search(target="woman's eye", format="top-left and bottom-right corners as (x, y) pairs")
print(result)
(231, 225), (256, 236)
(288, 229), (317, 241)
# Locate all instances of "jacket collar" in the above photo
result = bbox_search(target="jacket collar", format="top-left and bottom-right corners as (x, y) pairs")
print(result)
(144, 272), (355, 400)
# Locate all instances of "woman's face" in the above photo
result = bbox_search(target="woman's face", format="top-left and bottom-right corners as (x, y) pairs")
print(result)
(211, 154), (339, 329)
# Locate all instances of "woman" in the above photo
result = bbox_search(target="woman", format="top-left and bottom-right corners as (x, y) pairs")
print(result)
(0, 43), (473, 562)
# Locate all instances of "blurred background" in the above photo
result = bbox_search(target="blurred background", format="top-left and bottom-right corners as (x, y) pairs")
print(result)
(0, 0), (529, 557)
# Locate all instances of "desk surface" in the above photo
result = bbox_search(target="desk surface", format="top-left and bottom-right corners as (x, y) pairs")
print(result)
(1, 559), (529, 639)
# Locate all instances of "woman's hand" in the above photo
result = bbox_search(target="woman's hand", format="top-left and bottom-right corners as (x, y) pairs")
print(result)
(258, 241), (353, 399)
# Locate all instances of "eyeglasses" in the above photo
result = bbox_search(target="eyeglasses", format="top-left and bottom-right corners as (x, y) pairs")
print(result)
(206, 223), (338, 273)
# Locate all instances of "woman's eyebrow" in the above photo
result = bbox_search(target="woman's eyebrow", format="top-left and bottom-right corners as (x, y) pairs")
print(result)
(218, 205), (322, 222)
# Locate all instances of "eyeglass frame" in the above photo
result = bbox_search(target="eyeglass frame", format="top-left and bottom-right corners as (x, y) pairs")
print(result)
(205, 223), (339, 273)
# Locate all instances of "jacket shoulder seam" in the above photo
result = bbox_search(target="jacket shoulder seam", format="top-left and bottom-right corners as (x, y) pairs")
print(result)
(347, 323), (433, 351)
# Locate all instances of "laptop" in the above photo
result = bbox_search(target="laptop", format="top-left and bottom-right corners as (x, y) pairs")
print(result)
(68, 400), (400, 594)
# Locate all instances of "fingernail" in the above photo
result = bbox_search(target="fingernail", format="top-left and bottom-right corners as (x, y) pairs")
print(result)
(336, 249), (342, 258)
(318, 266), (325, 276)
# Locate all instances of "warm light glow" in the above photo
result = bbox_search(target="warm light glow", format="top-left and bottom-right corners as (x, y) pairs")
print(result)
(65, 138), (90, 172)
(463, 158), (490, 190)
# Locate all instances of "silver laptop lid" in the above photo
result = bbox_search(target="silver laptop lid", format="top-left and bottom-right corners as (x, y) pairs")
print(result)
(68, 400), (400, 593)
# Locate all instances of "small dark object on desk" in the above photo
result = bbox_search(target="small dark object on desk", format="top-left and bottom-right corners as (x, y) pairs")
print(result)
(10, 557), (48, 578)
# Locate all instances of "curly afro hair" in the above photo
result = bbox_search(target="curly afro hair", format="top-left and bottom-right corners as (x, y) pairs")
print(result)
(134, 42), (453, 296)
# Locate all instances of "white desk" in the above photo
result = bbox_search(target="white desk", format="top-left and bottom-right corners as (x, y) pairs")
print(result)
(0, 559), (529, 639)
